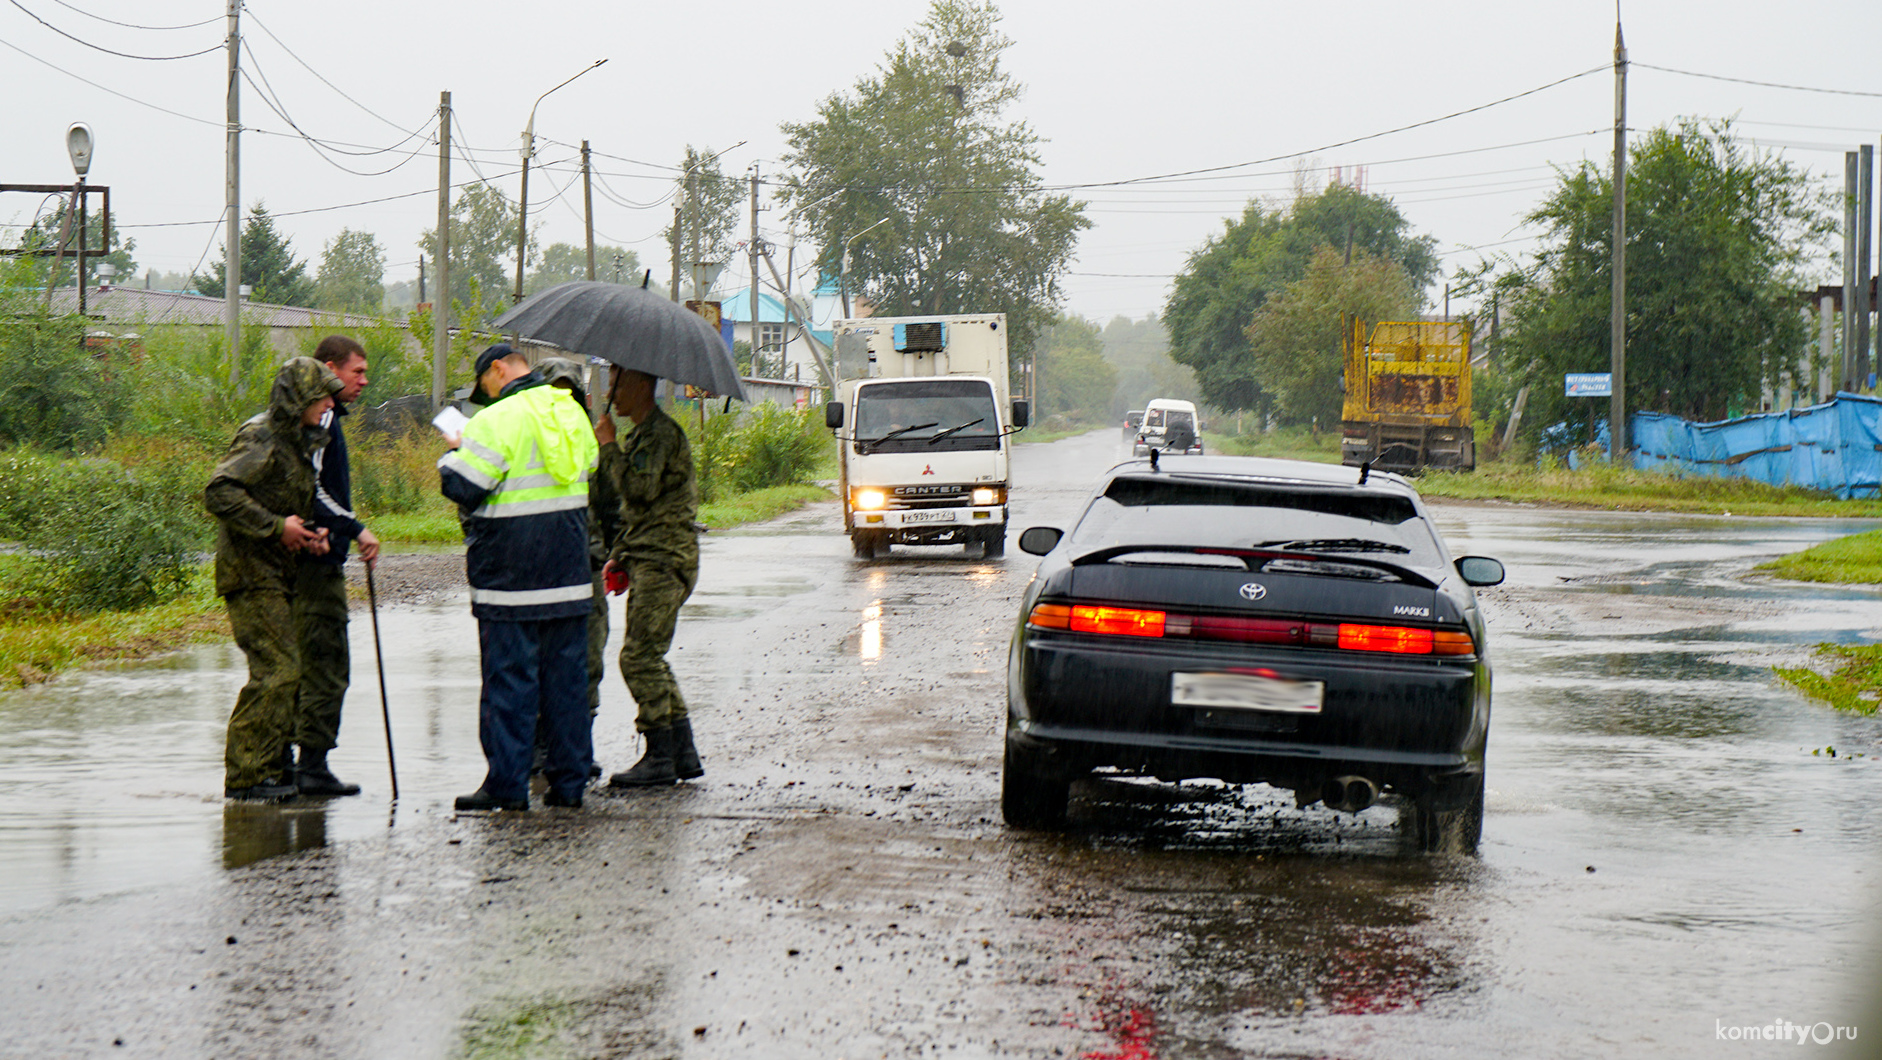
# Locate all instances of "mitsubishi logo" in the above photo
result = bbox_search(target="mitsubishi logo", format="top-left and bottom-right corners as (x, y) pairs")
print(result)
(921, 464), (935, 475)
(1239, 582), (1267, 601)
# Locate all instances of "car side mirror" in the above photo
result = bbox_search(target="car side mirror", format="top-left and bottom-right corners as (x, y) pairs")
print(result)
(825, 401), (844, 429)
(1018, 526), (1062, 555)
(1456, 556), (1505, 587)
(1011, 400), (1029, 429)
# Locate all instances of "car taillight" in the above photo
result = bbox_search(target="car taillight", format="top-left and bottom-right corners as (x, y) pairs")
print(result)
(1072, 605), (1165, 638)
(1336, 624), (1474, 655)
(1029, 602), (1473, 655)
(1027, 603), (1072, 630)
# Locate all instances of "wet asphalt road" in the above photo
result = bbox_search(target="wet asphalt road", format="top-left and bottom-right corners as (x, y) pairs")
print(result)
(2, 429), (1881, 1059)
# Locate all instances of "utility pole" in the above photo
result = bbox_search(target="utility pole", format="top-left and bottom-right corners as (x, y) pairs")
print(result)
(582, 140), (596, 280)
(1845, 152), (1859, 390)
(668, 195), (682, 304)
(1863, 144), (1876, 387)
(224, 0), (242, 391)
(1607, 20), (1627, 462)
(432, 91), (452, 411)
(750, 163), (761, 378)
(417, 254), (426, 304)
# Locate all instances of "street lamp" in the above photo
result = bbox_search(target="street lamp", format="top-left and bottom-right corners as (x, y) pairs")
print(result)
(66, 123), (93, 315)
(513, 59), (607, 305)
(840, 217), (889, 318)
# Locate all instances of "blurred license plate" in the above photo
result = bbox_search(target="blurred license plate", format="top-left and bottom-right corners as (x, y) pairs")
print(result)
(902, 510), (954, 524)
(1171, 672), (1323, 714)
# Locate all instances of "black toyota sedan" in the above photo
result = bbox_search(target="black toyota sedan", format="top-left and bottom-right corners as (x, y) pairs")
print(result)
(1004, 456), (1504, 853)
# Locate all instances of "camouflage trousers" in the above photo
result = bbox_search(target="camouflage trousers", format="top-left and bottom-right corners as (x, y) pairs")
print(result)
(293, 561), (350, 755)
(620, 560), (697, 732)
(224, 588), (300, 789)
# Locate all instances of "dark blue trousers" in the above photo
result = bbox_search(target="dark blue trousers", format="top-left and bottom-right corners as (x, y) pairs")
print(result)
(477, 615), (590, 803)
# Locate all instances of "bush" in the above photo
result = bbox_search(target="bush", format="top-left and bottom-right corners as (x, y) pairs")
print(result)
(679, 402), (828, 502)
(0, 312), (130, 451)
(352, 431), (449, 516)
(0, 452), (204, 612)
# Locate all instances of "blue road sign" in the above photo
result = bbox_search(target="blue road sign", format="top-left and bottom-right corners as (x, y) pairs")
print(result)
(1566, 373), (1612, 397)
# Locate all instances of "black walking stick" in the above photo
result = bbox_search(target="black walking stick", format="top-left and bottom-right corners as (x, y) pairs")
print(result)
(365, 563), (399, 800)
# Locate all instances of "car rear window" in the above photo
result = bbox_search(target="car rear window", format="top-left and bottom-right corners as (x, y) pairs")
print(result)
(1069, 474), (1444, 567)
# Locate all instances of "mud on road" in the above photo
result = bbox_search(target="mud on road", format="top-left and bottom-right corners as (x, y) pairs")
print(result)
(2, 432), (1880, 1059)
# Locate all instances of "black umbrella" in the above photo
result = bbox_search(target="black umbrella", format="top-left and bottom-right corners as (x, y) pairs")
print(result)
(491, 281), (746, 401)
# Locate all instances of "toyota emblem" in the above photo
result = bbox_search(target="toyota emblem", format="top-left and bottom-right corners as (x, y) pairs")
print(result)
(1239, 582), (1267, 601)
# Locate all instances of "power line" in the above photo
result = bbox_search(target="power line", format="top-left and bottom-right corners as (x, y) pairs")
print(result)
(5, 0), (221, 59)
(241, 6), (423, 136)
(0, 34), (220, 125)
(44, 0), (220, 31)
(1636, 62), (1882, 100)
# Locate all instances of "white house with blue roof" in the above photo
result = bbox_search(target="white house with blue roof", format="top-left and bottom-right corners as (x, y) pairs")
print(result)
(714, 276), (846, 387)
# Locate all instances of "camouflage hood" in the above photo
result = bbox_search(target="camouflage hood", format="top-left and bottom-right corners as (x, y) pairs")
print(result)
(536, 356), (589, 408)
(269, 356), (343, 449)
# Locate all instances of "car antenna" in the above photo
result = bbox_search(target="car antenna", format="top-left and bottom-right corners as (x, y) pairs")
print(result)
(1149, 447), (1160, 472)
(1357, 459), (1371, 485)
(641, 269), (652, 289)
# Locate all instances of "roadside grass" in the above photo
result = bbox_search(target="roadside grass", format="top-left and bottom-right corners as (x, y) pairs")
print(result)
(699, 483), (832, 528)
(1757, 527), (1882, 584)
(1775, 644), (1882, 715)
(0, 563), (225, 691)
(1204, 427), (1341, 463)
(1017, 425), (1102, 445)
(1415, 461), (1882, 518)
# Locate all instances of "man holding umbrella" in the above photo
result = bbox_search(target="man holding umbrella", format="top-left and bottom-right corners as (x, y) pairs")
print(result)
(598, 368), (702, 787)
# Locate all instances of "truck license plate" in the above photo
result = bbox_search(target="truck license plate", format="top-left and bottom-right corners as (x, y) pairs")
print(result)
(901, 510), (954, 524)
(1171, 671), (1323, 714)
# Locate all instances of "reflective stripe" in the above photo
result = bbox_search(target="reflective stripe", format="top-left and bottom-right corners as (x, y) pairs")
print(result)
(473, 493), (591, 518)
(438, 450), (499, 491)
(461, 435), (507, 470)
(469, 583), (594, 607)
(493, 472), (565, 494)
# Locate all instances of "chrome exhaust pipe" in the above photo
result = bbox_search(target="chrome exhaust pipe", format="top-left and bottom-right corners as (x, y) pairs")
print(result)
(1321, 775), (1379, 813)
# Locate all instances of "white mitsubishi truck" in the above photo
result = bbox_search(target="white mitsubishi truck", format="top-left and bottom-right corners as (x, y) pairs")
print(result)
(823, 313), (1029, 558)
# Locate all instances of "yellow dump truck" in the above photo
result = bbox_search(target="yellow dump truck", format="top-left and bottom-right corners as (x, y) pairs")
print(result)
(1340, 318), (1475, 472)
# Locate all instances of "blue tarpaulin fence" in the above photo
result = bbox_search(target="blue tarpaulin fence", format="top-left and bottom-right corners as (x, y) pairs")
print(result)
(1630, 393), (1882, 499)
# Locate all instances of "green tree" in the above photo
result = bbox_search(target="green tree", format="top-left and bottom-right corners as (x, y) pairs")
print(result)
(315, 228), (386, 313)
(1100, 314), (1198, 417)
(526, 241), (642, 294)
(193, 203), (316, 306)
(662, 147), (743, 293)
(1165, 184), (1437, 414)
(418, 183), (535, 321)
(1465, 118), (1834, 436)
(1247, 247), (1416, 428)
(1034, 315), (1117, 422)
(779, 0), (1089, 376)
(8, 200), (136, 289)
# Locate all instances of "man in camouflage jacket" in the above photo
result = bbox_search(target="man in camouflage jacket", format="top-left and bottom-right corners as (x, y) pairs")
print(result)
(205, 357), (344, 801)
(598, 367), (703, 788)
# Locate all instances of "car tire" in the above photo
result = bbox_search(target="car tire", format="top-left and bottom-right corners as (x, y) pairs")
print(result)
(1408, 770), (1484, 855)
(1001, 740), (1068, 829)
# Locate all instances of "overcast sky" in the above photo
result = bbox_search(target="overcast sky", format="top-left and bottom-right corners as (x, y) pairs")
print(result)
(5, 0), (1880, 325)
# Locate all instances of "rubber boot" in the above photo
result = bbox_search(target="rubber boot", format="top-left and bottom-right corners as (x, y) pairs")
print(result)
(671, 717), (703, 780)
(296, 748), (362, 797)
(608, 727), (678, 788)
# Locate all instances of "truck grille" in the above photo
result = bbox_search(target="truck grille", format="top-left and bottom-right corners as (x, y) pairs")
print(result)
(890, 484), (970, 508)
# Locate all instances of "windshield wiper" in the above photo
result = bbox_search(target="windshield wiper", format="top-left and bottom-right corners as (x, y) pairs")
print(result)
(1253, 537), (1411, 554)
(925, 417), (985, 444)
(861, 422), (938, 453)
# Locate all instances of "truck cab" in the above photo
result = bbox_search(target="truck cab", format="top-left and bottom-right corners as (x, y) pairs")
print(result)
(824, 315), (1027, 558)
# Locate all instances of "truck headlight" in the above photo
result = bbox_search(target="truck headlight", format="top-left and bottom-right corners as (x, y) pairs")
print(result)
(854, 488), (888, 510)
(971, 487), (1001, 506)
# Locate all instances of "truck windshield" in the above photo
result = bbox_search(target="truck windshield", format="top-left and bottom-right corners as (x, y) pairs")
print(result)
(855, 379), (1000, 453)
